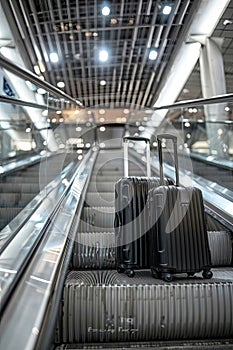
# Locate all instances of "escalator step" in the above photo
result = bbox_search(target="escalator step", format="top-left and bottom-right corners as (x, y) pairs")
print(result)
(55, 339), (233, 350)
(85, 192), (114, 207)
(80, 207), (114, 231)
(0, 193), (20, 207)
(5, 176), (39, 183)
(72, 232), (115, 269)
(60, 269), (233, 344)
(0, 207), (23, 230)
(0, 183), (40, 193)
(92, 175), (122, 182)
(71, 230), (231, 271)
(88, 182), (115, 193)
(208, 231), (232, 266)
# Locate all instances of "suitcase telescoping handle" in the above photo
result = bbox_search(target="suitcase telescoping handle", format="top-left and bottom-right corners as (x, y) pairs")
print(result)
(123, 136), (151, 177)
(157, 134), (179, 186)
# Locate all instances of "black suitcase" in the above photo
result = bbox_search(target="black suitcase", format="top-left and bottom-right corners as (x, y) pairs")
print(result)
(149, 134), (213, 282)
(115, 136), (173, 277)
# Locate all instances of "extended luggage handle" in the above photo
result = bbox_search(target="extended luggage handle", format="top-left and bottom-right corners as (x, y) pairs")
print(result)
(123, 136), (151, 177)
(157, 134), (179, 186)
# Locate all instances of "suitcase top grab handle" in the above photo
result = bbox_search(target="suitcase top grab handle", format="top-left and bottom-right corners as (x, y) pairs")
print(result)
(157, 134), (179, 186)
(123, 136), (151, 177)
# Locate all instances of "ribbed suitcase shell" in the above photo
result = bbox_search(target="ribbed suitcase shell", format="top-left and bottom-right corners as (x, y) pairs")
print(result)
(149, 186), (212, 279)
(72, 232), (116, 269)
(208, 231), (232, 266)
(115, 177), (173, 274)
(61, 270), (233, 343)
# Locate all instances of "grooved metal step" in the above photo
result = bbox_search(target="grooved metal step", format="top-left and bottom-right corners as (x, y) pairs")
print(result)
(59, 269), (233, 344)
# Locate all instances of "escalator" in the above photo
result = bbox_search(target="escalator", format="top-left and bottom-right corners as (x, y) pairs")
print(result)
(0, 153), (77, 230)
(190, 156), (233, 192)
(54, 149), (233, 349)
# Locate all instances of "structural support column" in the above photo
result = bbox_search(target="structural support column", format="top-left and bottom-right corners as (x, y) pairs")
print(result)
(199, 37), (229, 159)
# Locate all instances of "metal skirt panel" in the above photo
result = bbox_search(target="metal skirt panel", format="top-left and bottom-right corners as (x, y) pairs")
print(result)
(62, 270), (233, 343)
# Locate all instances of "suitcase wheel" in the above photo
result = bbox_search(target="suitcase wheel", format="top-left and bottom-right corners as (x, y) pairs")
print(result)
(117, 266), (125, 273)
(161, 273), (173, 282)
(126, 269), (135, 278)
(202, 270), (213, 279)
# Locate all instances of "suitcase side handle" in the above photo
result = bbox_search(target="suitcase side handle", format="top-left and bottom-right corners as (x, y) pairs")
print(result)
(157, 134), (179, 186)
(123, 136), (151, 177)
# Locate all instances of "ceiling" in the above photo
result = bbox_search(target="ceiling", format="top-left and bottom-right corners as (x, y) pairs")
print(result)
(1, 0), (233, 111)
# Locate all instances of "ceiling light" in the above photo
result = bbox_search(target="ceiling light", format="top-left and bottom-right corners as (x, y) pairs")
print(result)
(93, 32), (98, 37)
(149, 49), (158, 60)
(102, 5), (110, 16)
(111, 18), (118, 25)
(100, 79), (106, 86)
(57, 81), (65, 88)
(34, 65), (40, 75)
(162, 5), (172, 15)
(223, 19), (232, 26)
(99, 109), (105, 114)
(37, 88), (46, 95)
(56, 110), (62, 114)
(42, 110), (48, 117)
(99, 49), (109, 62)
(38, 60), (45, 73)
(50, 52), (59, 63)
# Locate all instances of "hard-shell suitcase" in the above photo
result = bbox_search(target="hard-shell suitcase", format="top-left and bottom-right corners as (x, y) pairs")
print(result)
(115, 136), (173, 277)
(149, 134), (213, 282)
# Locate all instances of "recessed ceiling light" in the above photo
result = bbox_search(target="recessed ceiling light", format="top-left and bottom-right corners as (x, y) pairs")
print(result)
(99, 49), (109, 62)
(50, 52), (59, 63)
(34, 65), (40, 75)
(223, 19), (232, 26)
(100, 80), (106, 86)
(111, 18), (118, 25)
(57, 81), (65, 88)
(149, 49), (158, 60)
(99, 109), (105, 114)
(37, 88), (46, 94)
(163, 5), (172, 15)
(102, 5), (110, 16)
